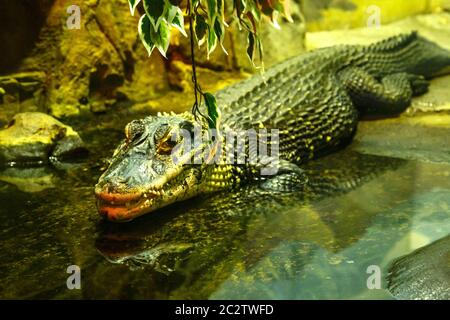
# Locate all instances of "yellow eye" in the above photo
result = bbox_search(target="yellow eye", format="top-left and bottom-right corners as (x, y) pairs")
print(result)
(156, 136), (177, 155)
(125, 125), (132, 142)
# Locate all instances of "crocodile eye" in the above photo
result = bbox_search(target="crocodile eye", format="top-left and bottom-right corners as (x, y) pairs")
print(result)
(156, 137), (178, 155)
(125, 120), (145, 143)
(154, 123), (186, 155)
(154, 124), (169, 141)
(156, 125), (184, 155)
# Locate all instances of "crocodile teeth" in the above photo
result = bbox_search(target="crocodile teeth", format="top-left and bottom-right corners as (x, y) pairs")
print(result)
(145, 189), (164, 198)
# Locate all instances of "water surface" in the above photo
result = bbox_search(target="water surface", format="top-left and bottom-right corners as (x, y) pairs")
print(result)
(1, 114), (449, 299)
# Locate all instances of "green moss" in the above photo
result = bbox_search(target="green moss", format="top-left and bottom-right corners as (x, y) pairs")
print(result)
(49, 103), (81, 118)
(0, 112), (85, 163)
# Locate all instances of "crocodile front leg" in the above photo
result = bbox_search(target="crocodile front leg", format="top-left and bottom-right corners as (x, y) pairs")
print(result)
(338, 67), (429, 116)
(258, 160), (308, 192)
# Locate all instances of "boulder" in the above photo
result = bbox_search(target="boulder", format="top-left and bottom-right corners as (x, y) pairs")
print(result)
(0, 112), (87, 164)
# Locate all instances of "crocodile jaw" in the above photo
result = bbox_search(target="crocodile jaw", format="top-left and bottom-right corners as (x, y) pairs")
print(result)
(95, 166), (202, 222)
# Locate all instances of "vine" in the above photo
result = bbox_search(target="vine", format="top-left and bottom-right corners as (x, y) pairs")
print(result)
(128, 0), (292, 129)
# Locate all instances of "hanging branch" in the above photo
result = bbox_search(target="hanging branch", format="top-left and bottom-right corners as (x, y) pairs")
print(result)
(129, 0), (291, 69)
(187, 0), (205, 122)
(187, 0), (220, 133)
(127, 0), (294, 131)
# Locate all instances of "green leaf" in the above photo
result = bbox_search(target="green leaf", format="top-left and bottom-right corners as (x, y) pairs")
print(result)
(256, 35), (264, 69)
(166, 4), (178, 24)
(207, 26), (217, 58)
(195, 15), (208, 44)
(274, 0), (294, 23)
(235, 0), (247, 15)
(234, 0), (244, 19)
(143, 0), (166, 31)
(271, 10), (281, 30)
(217, 0), (227, 25)
(203, 92), (221, 130)
(246, 32), (255, 62)
(150, 18), (171, 58)
(248, 0), (261, 22)
(206, 0), (217, 23)
(138, 14), (155, 56)
(214, 19), (227, 55)
(128, 0), (142, 16)
(170, 7), (187, 37)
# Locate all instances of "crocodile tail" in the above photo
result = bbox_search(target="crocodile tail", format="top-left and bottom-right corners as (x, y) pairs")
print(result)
(366, 31), (450, 78)
(368, 31), (419, 53)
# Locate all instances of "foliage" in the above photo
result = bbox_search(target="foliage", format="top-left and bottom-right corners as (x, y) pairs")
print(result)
(128, 0), (291, 132)
(129, 0), (292, 65)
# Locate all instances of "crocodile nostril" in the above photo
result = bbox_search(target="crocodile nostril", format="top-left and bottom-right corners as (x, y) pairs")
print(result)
(105, 177), (128, 193)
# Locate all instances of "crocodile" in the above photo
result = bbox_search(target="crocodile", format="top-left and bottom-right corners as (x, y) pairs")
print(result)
(95, 151), (408, 297)
(95, 32), (450, 222)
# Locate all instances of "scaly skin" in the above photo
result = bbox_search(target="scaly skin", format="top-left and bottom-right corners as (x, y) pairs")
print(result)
(95, 32), (450, 222)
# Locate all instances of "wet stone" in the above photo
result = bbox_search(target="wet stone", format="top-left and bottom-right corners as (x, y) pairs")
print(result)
(0, 112), (87, 165)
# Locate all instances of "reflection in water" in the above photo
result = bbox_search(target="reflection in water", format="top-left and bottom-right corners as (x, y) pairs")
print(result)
(92, 151), (436, 299)
(0, 162), (84, 193)
(0, 167), (56, 193)
(1, 140), (449, 299)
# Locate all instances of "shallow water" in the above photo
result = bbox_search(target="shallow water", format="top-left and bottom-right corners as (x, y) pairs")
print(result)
(0, 115), (449, 299)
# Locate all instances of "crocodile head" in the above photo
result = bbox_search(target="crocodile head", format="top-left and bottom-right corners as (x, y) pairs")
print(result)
(95, 112), (214, 222)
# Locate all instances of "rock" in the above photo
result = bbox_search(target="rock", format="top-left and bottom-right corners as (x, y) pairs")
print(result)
(306, 12), (450, 50)
(409, 74), (450, 114)
(0, 72), (46, 91)
(0, 0), (305, 118)
(351, 114), (450, 163)
(167, 60), (194, 92)
(0, 0), (170, 118)
(0, 112), (87, 164)
(302, 0), (445, 31)
(90, 101), (109, 114)
(387, 235), (450, 300)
